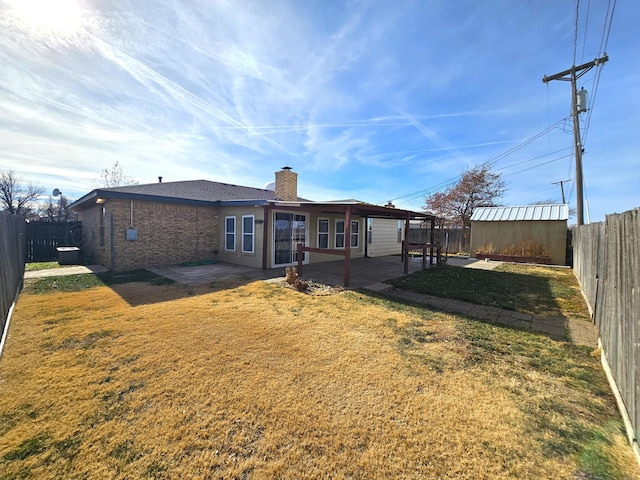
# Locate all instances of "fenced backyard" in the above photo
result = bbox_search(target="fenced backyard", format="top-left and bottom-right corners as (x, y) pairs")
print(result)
(573, 207), (640, 458)
(408, 227), (470, 254)
(24, 221), (82, 262)
(0, 212), (25, 344)
(2, 270), (639, 478)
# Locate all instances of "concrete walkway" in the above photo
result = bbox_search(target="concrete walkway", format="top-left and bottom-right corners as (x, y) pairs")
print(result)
(24, 265), (108, 279)
(364, 283), (597, 347)
(445, 256), (503, 270)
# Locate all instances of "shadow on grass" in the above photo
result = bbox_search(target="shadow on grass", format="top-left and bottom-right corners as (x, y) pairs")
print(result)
(22, 270), (265, 306)
(370, 264), (592, 342)
(387, 265), (568, 318)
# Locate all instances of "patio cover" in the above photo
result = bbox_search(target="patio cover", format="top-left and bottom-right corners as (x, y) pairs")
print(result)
(262, 200), (437, 286)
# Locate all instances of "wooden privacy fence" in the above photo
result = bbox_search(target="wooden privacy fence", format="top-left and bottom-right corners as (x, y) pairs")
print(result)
(573, 208), (639, 456)
(408, 227), (470, 254)
(436, 228), (470, 254)
(0, 212), (25, 344)
(25, 221), (82, 262)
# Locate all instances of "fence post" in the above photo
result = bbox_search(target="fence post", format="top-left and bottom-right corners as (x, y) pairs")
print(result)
(0, 212), (26, 345)
(573, 208), (640, 463)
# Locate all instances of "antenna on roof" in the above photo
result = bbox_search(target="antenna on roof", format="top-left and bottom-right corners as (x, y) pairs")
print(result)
(52, 188), (62, 197)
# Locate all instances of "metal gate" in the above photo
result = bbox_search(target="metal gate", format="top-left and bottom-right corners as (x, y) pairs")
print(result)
(24, 221), (82, 262)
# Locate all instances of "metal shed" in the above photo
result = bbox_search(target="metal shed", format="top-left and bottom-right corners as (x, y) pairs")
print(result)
(470, 204), (569, 265)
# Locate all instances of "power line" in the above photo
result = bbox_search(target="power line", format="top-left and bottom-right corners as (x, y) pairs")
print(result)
(485, 117), (568, 167)
(580, 0), (591, 63)
(573, 0), (580, 66)
(599, 0), (616, 53)
(543, 55), (608, 225)
(387, 117), (571, 207)
(392, 150), (573, 209)
(582, 0), (616, 145)
(497, 148), (572, 172)
(552, 179), (572, 203)
(500, 154), (573, 178)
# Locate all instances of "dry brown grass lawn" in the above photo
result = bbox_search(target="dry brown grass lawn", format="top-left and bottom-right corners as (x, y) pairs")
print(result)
(1, 278), (638, 479)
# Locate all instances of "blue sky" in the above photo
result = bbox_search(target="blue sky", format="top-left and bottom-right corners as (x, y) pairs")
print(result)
(1, 0), (638, 223)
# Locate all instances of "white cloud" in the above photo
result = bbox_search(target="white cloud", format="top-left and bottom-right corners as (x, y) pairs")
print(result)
(0, 0), (638, 222)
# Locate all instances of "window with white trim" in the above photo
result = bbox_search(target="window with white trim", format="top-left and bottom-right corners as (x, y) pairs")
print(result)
(242, 215), (254, 253)
(318, 218), (329, 249)
(397, 220), (403, 243)
(335, 219), (345, 249)
(225, 216), (236, 251)
(367, 218), (373, 244)
(350, 220), (359, 247)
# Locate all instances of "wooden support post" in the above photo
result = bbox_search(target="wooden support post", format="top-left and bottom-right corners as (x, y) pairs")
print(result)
(344, 206), (351, 287)
(430, 218), (435, 265)
(297, 243), (303, 276)
(404, 214), (410, 274)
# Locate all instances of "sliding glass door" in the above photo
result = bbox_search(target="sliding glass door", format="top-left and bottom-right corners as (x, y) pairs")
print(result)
(273, 212), (307, 266)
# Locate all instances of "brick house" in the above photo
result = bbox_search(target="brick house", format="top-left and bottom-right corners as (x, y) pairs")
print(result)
(71, 168), (435, 277)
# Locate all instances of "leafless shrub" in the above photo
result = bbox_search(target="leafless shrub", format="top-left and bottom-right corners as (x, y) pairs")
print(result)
(285, 267), (308, 292)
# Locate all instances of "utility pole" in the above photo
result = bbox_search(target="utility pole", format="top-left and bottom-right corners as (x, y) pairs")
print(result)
(552, 179), (571, 204)
(543, 54), (608, 226)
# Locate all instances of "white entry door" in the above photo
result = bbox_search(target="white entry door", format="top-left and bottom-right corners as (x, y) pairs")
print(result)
(273, 212), (308, 266)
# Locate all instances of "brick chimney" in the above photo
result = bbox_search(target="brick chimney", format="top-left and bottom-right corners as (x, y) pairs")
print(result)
(274, 167), (298, 201)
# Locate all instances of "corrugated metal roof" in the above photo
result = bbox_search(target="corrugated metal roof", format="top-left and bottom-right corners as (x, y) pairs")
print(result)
(470, 204), (569, 222)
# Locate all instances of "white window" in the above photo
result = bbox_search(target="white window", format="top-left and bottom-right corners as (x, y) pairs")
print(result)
(397, 220), (403, 243)
(367, 218), (373, 244)
(242, 215), (254, 253)
(318, 218), (329, 249)
(225, 216), (236, 251)
(335, 219), (345, 249)
(350, 220), (359, 247)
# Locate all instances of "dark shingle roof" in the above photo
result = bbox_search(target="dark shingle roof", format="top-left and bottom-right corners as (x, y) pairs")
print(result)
(101, 180), (280, 202)
(71, 179), (309, 209)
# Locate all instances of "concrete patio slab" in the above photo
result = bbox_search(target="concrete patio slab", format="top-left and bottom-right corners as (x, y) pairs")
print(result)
(147, 263), (280, 285)
(446, 257), (503, 270)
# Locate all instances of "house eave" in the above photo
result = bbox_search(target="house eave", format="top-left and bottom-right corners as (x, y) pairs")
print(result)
(71, 190), (222, 209)
(266, 200), (435, 221)
(70, 191), (434, 222)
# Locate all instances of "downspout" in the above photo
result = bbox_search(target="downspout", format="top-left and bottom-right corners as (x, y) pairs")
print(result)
(110, 213), (115, 271)
(262, 204), (269, 270)
(364, 216), (369, 258)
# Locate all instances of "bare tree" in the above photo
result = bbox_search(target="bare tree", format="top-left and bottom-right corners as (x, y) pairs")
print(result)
(40, 195), (73, 221)
(0, 169), (44, 215)
(92, 161), (139, 188)
(424, 165), (505, 228)
(533, 199), (576, 218)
